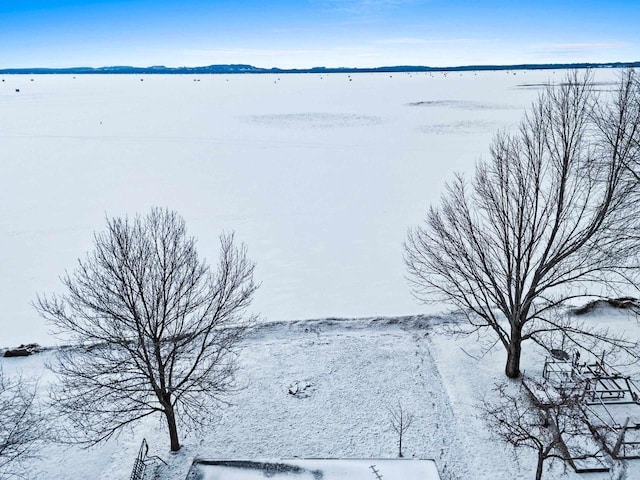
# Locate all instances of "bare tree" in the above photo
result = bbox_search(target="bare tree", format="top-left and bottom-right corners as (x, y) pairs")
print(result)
(481, 380), (601, 480)
(604, 70), (640, 186)
(388, 400), (414, 457)
(35, 208), (258, 451)
(0, 368), (41, 479)
(405, 70), (640, 378)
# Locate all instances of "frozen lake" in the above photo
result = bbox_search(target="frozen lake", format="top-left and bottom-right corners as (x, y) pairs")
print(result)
(0, 69), (620, 346)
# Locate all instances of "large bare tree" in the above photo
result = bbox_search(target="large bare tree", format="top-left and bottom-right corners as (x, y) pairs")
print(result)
(36, 208), (257, 451)
(0, 368), (41, 479)
(405, 70), (640, 378)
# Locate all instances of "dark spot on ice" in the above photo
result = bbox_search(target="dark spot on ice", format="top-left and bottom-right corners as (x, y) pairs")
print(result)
(419, 120), (503, 135)
(248, 112), (382, 128)
(407, 100), (516, 110)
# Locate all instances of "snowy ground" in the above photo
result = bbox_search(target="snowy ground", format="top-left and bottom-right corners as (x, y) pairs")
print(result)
(0, 69), (625, 347)
(3, 308), (640, 480)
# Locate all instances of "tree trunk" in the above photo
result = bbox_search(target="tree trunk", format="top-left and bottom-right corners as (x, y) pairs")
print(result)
(535, 451), (545, 480)
(164, 403), (180, 452)
(398, 434), (403, 458)
(505, 326), (522, 378)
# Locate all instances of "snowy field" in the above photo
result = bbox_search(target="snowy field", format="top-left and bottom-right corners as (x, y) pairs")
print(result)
(2, 310), (640, 479)
(0, 69), (623, 347)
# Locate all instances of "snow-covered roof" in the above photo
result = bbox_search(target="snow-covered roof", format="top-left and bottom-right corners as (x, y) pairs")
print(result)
(187, 458), (441, 480)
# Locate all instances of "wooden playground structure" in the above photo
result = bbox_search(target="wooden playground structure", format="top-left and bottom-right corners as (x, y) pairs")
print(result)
(542, 351), (640, 406)
(524, 349), (640, 472)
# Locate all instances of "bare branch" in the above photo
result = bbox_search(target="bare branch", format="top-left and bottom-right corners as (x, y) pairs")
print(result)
(0, 368), (42, 479)
(480, 379), (598, 480)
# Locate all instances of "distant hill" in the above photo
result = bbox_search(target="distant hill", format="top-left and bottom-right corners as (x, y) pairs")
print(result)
(1, 61), (639, 75)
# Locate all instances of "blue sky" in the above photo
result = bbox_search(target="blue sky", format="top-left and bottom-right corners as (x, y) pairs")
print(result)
(0, 0), (638, 68)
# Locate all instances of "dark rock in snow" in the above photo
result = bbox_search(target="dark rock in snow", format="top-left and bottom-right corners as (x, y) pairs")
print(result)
(288, 380), (313, 398)
(572, 297), (640, 316)
(3, 343), (42, 357)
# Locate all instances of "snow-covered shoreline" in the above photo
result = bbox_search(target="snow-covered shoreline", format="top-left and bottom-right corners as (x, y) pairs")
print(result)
(3, 310), (639, 479)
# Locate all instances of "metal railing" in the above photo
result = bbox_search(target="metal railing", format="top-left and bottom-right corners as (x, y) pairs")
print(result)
(129, 439), (149, 480)
(129, 438), (166, 480)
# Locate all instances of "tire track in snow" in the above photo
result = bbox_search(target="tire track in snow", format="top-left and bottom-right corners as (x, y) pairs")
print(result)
(409, 331), (472, 480)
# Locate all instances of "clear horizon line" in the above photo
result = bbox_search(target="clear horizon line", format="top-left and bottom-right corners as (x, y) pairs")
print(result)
(1, 59), (639, 72)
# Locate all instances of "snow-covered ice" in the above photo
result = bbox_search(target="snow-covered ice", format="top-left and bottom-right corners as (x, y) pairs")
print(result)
(1, 69), (622, 347)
